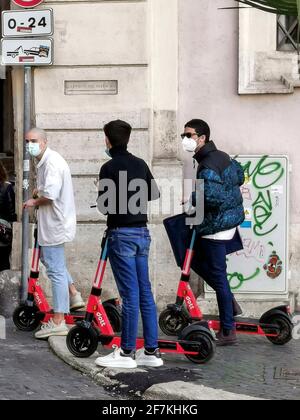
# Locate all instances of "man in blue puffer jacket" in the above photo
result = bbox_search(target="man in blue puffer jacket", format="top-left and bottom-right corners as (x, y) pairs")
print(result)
(182, 119), (245, 346)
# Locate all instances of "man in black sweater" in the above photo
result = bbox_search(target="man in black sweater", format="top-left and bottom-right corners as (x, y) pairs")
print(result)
(95, 120), (163, 369)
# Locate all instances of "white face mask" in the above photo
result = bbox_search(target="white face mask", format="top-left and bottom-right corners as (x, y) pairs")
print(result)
(182, 136), (198, 153)
(28, 142), (41, 157)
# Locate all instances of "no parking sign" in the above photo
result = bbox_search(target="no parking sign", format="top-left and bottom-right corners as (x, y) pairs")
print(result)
(12, 0), (44, 8)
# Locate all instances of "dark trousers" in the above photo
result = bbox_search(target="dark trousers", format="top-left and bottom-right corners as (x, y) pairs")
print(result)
(193, 238), (235, 330)
(0, 246), (11, 271)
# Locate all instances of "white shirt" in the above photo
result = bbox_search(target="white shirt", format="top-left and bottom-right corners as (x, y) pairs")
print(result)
(202, 228), (236, 241)
(36, 147), (76, 246)
(184, 198), (236, 241)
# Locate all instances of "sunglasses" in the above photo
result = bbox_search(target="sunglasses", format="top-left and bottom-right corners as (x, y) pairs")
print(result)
(180, 132), (198, 140)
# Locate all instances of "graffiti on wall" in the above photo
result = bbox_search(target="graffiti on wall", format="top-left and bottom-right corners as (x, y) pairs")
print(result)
(228, 267), (261, 290)
(243, 155), (284, 237)
(225, 155), (287, 293)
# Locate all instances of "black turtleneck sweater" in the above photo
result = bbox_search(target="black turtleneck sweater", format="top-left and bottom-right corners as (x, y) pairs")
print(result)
(98, 146), (160, 229)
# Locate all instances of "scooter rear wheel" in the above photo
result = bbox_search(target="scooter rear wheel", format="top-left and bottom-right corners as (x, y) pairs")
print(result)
(159, 308), (189, 336)
(264, 314), (293, 345)
(180, 328), (216, 364)
(67, 325), (99, 358)
(13, 304), (40, 331)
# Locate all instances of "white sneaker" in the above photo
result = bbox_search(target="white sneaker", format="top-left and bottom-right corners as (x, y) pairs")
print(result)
(35, 319), (68, 339)
(136, 348), (164, 367)
(95, 346), (137, 369)
(70, 292), (85, 311)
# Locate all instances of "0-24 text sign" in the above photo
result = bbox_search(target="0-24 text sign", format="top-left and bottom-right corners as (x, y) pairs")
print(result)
(1, 9), (53, 37)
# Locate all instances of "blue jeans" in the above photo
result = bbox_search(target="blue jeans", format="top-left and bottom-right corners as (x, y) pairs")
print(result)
(108, 227), (158, 351)
(40, 245), (73, 314)
(194, 238), (235, 330)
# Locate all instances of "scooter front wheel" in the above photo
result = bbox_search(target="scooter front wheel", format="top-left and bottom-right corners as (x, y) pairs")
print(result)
(180, 327), (216, 364)
(66, 325), (99, 358)
(159, 308), (189, 336)
(13, 304), (40, 331)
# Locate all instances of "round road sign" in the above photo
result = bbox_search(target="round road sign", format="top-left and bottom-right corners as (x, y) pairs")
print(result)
(12, 0), (44, 8)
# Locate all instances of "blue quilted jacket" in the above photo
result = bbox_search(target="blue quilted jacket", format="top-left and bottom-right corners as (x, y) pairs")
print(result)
(192, 141), (245, 236)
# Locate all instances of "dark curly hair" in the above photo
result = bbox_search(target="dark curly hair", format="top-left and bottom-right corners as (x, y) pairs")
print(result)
(185, 119), (210, 143)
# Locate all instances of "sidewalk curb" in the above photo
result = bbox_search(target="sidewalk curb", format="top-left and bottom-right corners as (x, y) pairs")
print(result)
(143, 381), (264, 400)
(49, 336), (148, 390)
(48, 337), (264, 400)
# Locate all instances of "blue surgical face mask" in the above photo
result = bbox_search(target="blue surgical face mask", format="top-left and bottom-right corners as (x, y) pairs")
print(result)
(105, 148), (112, 158)
(28, 142), (41, 157)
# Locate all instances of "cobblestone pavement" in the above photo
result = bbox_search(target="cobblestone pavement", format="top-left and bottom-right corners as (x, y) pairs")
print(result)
(2, 319), (300, 400)
(159, 333), (300, 400)
(0, 320), (116, 400)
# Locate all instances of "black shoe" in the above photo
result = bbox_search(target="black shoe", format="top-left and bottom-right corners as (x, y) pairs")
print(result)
(232, 297), (243, 317)
(216, 329), (237, 346)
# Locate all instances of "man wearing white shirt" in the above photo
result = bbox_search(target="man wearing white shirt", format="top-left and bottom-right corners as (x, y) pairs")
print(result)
(23, 128), (84, 339)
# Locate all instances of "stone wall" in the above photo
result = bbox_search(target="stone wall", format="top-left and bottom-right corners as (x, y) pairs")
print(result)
(11, 0), (182, 310)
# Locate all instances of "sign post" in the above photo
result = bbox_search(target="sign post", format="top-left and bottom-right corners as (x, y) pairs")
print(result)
(21, 65), (32, 302)
(1, 0), (52, 302)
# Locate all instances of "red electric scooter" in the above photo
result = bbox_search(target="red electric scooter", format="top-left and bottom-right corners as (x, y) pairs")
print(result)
(12, 227), (122, 333)
(159, 228), (293, 345)
(66, 231), (216, 364)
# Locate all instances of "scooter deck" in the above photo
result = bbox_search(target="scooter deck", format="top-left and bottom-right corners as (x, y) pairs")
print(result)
(69, 310), (86, 316)
(202, 314), (260, 324)
(202, 314), (279, 335)
(37, 309), (86, 316)
(36, 310), (86, 325)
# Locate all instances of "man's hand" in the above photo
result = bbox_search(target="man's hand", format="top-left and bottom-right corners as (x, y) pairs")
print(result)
(23, 196), (52, 209)
(23, 199), (37, 209)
